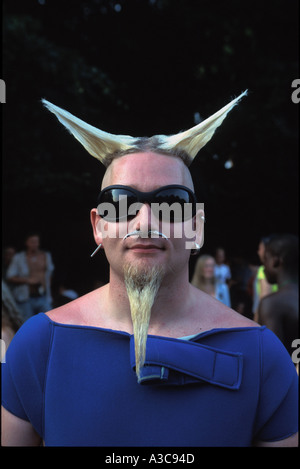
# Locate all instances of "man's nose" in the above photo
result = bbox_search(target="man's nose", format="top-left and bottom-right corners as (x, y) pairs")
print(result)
(131, 203), (158, 233)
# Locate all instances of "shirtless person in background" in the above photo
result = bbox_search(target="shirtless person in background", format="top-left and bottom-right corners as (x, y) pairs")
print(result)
(6, 233), (54, 320)
(257, 234), (299, 358)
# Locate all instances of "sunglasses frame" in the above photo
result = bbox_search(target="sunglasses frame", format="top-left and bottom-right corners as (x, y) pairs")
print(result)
(96, 184), (198, 222)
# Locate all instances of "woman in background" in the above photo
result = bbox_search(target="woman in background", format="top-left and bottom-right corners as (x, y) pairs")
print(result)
(192, 255), (231, 307)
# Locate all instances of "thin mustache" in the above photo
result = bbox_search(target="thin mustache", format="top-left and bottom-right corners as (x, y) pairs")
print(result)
(122, 230), (169, 241)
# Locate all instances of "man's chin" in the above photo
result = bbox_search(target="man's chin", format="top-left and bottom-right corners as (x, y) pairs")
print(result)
(127, 252), (166, 270)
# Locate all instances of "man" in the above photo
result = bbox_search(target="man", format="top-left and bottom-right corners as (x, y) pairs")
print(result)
(257, 234), (298, 358)
(5, 233), (54, 321)
(2, 92), (298, 446)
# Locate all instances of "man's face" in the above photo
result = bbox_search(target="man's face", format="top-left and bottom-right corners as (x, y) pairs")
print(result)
(263, 249), (278, 284)
(202, 257), (215, 279)
(25, 235), (40, 252)
(215, 248), (225, 264)
(257, 242), (265, 263)
(91, 152), (204, 282)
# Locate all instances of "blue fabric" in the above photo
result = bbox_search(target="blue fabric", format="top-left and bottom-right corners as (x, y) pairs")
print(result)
(131, 335), (243, 388)
(2, 313), (298, 447)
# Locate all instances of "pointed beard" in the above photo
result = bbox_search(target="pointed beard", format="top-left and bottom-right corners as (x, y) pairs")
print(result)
(124, 263), (165, 381)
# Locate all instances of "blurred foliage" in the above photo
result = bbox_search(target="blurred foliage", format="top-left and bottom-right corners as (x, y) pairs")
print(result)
(2, 0), (299, 289)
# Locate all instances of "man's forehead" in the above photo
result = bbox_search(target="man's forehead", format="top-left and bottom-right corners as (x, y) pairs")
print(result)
(101, 152), (194, 190)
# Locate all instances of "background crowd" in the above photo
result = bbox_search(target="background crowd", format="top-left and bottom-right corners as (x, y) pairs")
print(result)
(2, 231), (298, 367)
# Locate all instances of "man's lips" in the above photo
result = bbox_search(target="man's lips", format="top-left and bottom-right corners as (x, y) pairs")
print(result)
(127, 243), (164, 251)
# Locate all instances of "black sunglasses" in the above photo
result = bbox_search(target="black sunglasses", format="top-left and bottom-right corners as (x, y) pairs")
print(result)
(97, 185), (197, 222)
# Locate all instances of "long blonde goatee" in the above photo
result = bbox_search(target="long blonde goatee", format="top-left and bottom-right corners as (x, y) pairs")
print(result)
(124, 264), (164, 381)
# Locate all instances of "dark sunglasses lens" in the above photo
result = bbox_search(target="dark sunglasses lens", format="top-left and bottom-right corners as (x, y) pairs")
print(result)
(97, 186), (196, 222)
(153, 188), (195, 222)
(98, 189), (136, 221)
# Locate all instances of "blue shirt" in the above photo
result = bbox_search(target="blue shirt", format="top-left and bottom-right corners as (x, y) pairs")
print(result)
(2, 313), (298, 446)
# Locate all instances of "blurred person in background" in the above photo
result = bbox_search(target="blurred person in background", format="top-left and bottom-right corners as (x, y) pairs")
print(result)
(6, 233), (54, 321)
(192, 254), (231, 307)
(2, 246), (16, 278)
(253, 236), (278, 320)
(214, 247), (231, 286)
(2, 281), (23, 351)
(257, 234), (298, 358)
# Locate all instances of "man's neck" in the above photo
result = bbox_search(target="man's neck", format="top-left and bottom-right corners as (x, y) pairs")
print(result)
(107, 266), (192, 334)
(277, 272), (298, 289)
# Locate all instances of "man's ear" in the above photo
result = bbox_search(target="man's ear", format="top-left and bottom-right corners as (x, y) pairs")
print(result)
(193, 207), (205, 248)
(90, 208), (103, 246)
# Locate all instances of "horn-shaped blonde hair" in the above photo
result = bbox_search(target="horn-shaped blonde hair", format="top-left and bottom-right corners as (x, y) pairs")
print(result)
(42, 90), (247, 167)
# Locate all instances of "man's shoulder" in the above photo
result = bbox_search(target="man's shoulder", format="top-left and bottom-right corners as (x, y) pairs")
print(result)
(46, 285), (108, 326)
(46, 297), (89, 326)
(191, 287), (258, 331)
(216, 304), (259, 329)
(259, 291), (276, 309)
(260, 288), (297, 314)
(8, 251), (26, 263)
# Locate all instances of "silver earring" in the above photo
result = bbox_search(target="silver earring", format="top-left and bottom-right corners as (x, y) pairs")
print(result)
(191, 242), (201, 256)
(90, 244), (102, 258)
